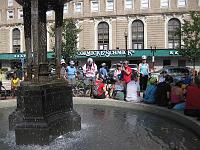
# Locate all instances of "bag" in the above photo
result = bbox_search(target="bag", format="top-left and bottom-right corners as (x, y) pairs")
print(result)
(93, 82), (101, 97)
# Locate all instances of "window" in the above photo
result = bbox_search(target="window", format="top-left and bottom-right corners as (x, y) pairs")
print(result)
(107, 0), (114, 11)
(12, 28), (20, 53)
(98, 22), (109, 50)
(177, 0), (186, 7)
(160, 0), (169, 8)
(75, 2), (82, 13)
(125, 0), (133, 9)
(163, 60), (171, 66)
(91, 0), (99, 12)
(64, 3), (68, 13)
(140, 0), (149, 9)
(8, 0), (13, 7)
(132, 20), (144, 49)
(168, 19), (181, 49)
(198, 0), (200, 6)
(18, 9), (23, 19)
(7, 10), (14, 20)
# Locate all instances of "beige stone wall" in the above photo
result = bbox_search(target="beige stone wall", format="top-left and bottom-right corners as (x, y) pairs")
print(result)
(0, 28), (10, 52)
(0, 0), (199, 53)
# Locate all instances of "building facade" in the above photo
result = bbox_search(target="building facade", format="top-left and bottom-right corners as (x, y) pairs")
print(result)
(0, 0), (200, 70)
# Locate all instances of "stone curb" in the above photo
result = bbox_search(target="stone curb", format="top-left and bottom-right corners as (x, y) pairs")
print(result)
(1, 97), (200, 137)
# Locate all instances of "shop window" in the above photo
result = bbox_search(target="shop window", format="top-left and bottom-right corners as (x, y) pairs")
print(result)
(168, 18), (181, 49)
(141, 0), (149, 9)
(91, 0), (99, 12)
(163, 59), (171, 66)
(98, 22), (109, 50)
(178, 60), (186, 67)
(125, 0), (133, 9)
(132, 20), (144, 49)
(12, 28), (20, 53)
(160, 0), (169, 8)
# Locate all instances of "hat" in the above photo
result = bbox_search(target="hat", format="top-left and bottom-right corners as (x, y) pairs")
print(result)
(142, 55), (147, 60)
(70, 60), (75, 65)
(149, 77), (157, 84)
(60, 59), (66, 64)
(87, 58), (93, 63)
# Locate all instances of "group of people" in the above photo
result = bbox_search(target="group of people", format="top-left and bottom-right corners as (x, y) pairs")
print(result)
(81, 56), (200, 120)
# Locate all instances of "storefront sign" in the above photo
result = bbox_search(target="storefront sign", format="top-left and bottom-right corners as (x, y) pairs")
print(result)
(169, 51), (179, 55)
(77, 50), (135, 58)
(14, 54), (26, 58)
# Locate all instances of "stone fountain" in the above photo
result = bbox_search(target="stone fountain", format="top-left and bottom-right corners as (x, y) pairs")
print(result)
(9, 0), (81, 145)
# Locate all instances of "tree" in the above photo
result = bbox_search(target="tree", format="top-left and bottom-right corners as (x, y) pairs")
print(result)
(49, 18), (82, 60)
(176, 11), (200, 69)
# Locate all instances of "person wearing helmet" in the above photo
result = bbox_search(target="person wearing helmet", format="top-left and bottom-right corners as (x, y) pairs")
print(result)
(138, 55), (149, 91)
(99, 63), (108, 80)
(60, 59), (67, 80)
(66, 60), (77, 85)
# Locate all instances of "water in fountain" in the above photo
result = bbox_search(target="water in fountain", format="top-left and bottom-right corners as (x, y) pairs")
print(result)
(1, 105), (200, 150)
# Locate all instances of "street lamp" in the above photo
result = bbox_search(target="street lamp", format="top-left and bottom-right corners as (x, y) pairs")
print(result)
(151, 46), (156, 72)
(124, 31), (128, 58)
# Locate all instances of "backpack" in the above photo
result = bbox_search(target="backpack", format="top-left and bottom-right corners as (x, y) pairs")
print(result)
(93, 82), (101, 97)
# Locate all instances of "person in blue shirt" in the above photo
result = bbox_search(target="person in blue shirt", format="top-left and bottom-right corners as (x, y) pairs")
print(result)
(138, 55), (150, 91)
(144, 77), (157, 104)
(66, 60), (77, 85)
(99, 63), (108, 79)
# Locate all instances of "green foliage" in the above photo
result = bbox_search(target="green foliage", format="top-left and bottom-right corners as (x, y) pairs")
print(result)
(49, 18), (82, 60)
(176, 11), (200, 67)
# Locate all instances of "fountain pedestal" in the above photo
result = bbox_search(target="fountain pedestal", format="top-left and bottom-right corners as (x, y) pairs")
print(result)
(9, 80), (81, 145)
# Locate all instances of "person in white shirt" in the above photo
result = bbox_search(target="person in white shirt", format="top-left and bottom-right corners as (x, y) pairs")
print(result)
(83, 58), (98, 96)
(126, 74), (141, 102)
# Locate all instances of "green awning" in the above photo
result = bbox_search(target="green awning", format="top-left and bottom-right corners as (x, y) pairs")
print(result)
(76, 49), (180, 59)
(0, 49), (180, 60)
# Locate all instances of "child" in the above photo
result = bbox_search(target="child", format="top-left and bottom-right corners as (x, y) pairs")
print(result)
(125, 74), (140, 102)
(144, 77), (157, 104)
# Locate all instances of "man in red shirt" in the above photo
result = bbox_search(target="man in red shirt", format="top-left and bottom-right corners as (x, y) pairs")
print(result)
(184, 75), (200, 117)
(121, 60), (132, 100)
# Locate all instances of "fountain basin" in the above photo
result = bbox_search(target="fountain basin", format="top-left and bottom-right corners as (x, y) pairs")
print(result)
(0, 98), (200, 149)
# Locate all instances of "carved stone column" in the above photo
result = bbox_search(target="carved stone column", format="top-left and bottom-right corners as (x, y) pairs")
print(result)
(54, 5), (64, 79)
(23, 1), (32, 81)
(31, 0), (39, 82)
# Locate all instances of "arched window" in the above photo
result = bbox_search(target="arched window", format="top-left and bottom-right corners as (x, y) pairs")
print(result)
(168, 18), (181, 49)
(132, 20), (144, 49)
(98, 22), (109, 50)
(12, 28), (20, 53)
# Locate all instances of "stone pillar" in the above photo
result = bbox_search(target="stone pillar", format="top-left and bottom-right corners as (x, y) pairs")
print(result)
(54, 5), (64, 79)
(31, 0), (39, 82)
(31, 0), (48, 82)
(23, 1), (32, 81)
